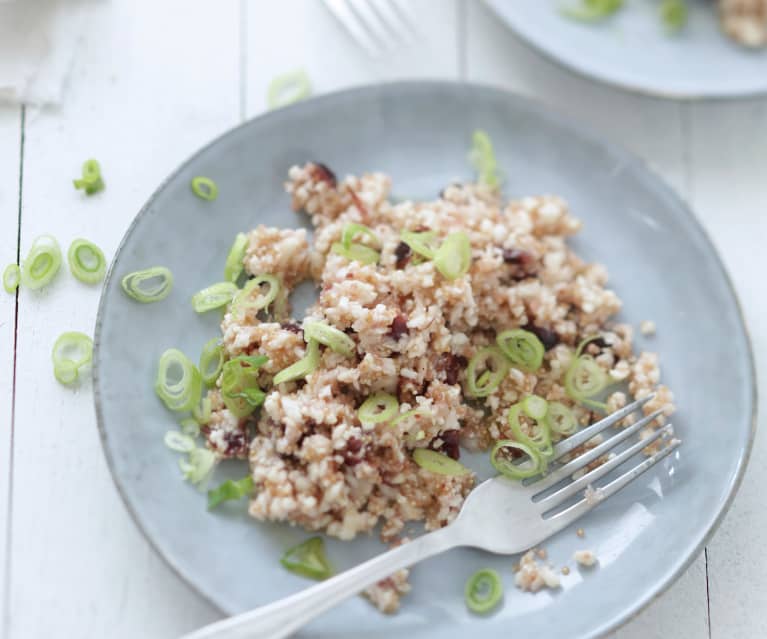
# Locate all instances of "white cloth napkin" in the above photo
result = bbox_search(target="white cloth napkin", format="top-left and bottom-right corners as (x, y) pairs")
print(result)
(0, 0), (100, 106)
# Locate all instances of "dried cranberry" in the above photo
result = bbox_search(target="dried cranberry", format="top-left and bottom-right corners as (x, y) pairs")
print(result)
(502, 248), (534, 266)
(309, 162), (337, 187)
(389, 314), (409, 340)
(346, 187), (368, 219)
(280, 322), (302, 334)
(346, 437), (363, 453)
(343, 437), (364, 466)
(222, 430), (248, 457)
(394, 241), (412, 269)
(437, 353), (467, 386)
(439, 430), (461, 460)
(523, 324), (560, 351)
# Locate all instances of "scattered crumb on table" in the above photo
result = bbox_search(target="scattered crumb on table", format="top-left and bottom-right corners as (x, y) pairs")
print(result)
(640, 320), (656, 336)
(574, 549), (598, 567)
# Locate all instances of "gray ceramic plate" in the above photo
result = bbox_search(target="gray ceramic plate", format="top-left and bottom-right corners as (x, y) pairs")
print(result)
(94, 82), (756, 638)
(484, 0), (767, 98)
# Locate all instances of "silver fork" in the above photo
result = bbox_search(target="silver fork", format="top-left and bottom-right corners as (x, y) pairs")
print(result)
(182, 395), (679, 639)
(323, 0), (418, 57)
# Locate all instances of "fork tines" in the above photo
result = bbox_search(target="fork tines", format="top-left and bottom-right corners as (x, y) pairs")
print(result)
(323, 0), (417, 57)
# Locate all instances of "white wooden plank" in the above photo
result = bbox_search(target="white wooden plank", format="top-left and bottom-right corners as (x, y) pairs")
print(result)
(465, 3), (708, 638)
(245, 0), (460, 117)
(686, 99), (767, 639)
(0, 105), (21, 637)
(7, 1), (241, 637)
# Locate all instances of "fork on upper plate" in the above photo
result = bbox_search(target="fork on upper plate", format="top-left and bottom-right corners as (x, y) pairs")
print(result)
(323, 0), (418, 57)
(181, 394), (680, 639)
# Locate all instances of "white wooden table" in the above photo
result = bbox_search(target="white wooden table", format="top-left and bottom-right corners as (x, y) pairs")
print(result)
(1, 2), (764, 637)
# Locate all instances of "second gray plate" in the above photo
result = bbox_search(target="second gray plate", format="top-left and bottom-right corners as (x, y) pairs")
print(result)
(94, 82), (755, 638)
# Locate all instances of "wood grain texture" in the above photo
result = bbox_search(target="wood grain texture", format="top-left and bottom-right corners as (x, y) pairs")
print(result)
(5, 1), (241, 637)
(0, 105), (21, 637)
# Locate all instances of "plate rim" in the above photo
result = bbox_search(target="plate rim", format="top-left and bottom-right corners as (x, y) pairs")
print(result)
(482, 0), (767, 101)
(92, 80), (758, 638)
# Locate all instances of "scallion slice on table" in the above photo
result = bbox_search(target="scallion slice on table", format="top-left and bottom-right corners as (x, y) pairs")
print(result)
(273, 339), (320, 385)
(358, 392), (399, 425)
(21, 235), (62, 290)
(564, 336), (610, 410)
(180, 417), (201, 438)
(231, 274), (280, 320)
(280, 536), (333, 580)
(121, 266), (173, 303)
(466, 346), (509, 398)
(199, 338), (225, 387)
(560, 0), (624, 22)
(2, 264), (20, 293)
(508, 402), (553, 458)
(155, 348), (203, 412)
(412, 449), (471, 476)
(400, 230), (440, 261)
(51, 331), (93, 385)
(434, 231), (471, 280)
(224, 232), (248, 283)
(207, 476), (254, 509)
(267, 69), (312, 109)
(490, 439), (544, 480)
(220, 354), (268, 418)
(179, 447), (217, 485)
(660, 0), (687, 31)
(163, 430), (196, 453)
(73, 159), (105, 195)
(304, 320), (356, 357)
(464, 569), (503, 614)
(469, 130), (501, 188)
(67, 238), (106, 284)
(496, 329), (545, 372)
(546, 401), (578, 436)
(191, 176), (219, 201)
(191, 281), (239, 313)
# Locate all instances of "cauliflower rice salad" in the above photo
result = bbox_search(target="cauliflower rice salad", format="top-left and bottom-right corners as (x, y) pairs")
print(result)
(153, 144), (675, 613)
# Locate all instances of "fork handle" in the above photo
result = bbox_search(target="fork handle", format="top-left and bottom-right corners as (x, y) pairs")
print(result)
(180, 523), (465, 639)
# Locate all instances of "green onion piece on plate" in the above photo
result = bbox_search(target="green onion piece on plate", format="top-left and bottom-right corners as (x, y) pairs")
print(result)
(280, 536), (333, 580)
(67, 238), (107, 284)
(199, 338), (225, 387)
(400, 230), (440, 261)
(164, 430), (196, 453)
(496, 329), (545, 372)
(21, 235), (62, 290)
(191, 176), (218, 201)
(73, 159), (105, 195)
(413, 449), (471, 476)
(465, 568), (503, 614)
(207, 476), (254, 510)
(267, 69), (312, 109)
(155, 348), (203, 412)
(561, 0), (624, 22)
(331, 241), (380, 265)
(466, 346), (509, 398)
(490, 439), (544, 480)
(564, 336), (610, 410)
(192, 396), (212, 424)
(224, 232), (249, 283)
(231, 274), (280, 320)
(303, 320), (356, 357)
(51, 331), (93, 385)
(273, 339), (321, 385)
(220, 354), (268, 418)
(660, 0), (687, 31)
(434, 231), (471, 280)
(546, 401), (578, 436)
(508, 403), (553, 459)
(179, 447), (217, 485)
(469, 130), (501, 188)
(3, 264), (20, 294)
(522, 394), (549, 421)
(180, 417), (201, 438)
(358, 392), (399, 425)
(191, 281), (239, 313)
(341, 223), (380, 250)
(121, 266), (173, 303)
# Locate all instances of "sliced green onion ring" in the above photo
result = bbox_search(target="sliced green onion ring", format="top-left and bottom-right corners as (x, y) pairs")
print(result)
(392, 406), (432, 426)
(67, 239), (106, 284)
(496, 329), (544, 372)
(267, 69), (312, 109)
(280, 536), (332, 580)
(358, 392), (399, 425)
(191, 282), (239, 313)
(561, 0), (624, 22)
(304, 320), (355, 357)
(231, 274), (280, 320)
(180, 417), (201, 438)
(121, 266), (173, 303)
(220, 354), (268, 418)
(413, 449), (471, 476)
(331, 241), (380, 265)
(508, 403), (553, 458)
(191, 176), (218, 201)
(199, 338), (224, 387)
(546, 401), (578, 436)
(273, 339), (320, 385)
(564, 336), (610, 410)
(465, 569), (503, 614)
(155, 348), (203, 412)
(522, 395), (548, 421)
(660, 0), (687, 31)
(3, 264), (20, 294)
(193, 396), (212, 424)
(73, 159), (105, 195)
(468, 129), (501, 188)
(401, 230), (440, 260)
(164, 430), (196, 453)
(224, 232), (248, 283)
(51, 331), (93, 385)
(490, 439), (544, 480)
(21, 235), (62, 290)
(179, 447), (217, 485)
(466, 346), (509, 398)
(207, 476), (254, 509)
(434, 231), (471, 280)
(341, 223), (379, 250)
